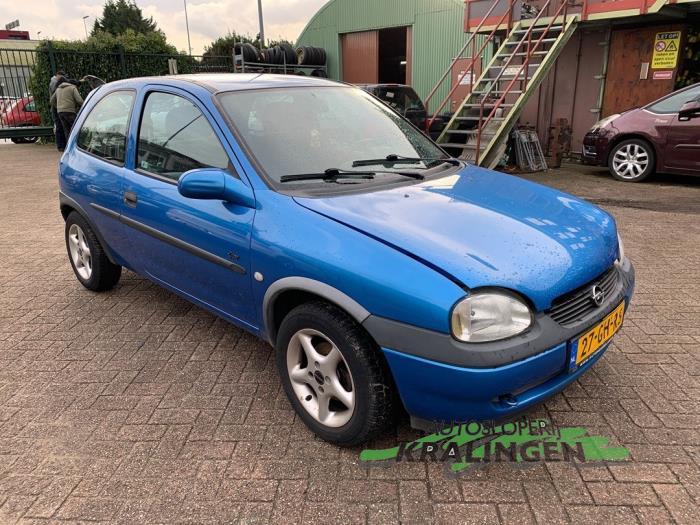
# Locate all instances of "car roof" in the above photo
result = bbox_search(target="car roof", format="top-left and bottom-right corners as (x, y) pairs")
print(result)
(104, 73), (343, 93)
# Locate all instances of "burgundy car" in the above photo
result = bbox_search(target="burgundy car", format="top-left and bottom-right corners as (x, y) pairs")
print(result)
(583, 83), (700, 182)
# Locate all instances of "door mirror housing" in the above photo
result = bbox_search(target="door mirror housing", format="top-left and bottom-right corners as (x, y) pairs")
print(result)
(678, 100), (700, 120)
(178, 169), (255, 208)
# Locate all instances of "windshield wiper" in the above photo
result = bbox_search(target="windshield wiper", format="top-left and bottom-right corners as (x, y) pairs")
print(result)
(280, 168), (376, 183)
(280, 167), (425, 183)
(352, 154), (461, 168)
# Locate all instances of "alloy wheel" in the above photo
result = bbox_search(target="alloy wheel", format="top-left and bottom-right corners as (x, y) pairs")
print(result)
(286, 328), (355, 428)
(68, 223), (92, 280)
(612, 143), (649, 180)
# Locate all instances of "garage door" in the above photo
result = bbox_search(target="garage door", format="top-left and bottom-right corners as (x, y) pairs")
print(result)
(602, 25), (684, 115)
(341, 30), (379, 84)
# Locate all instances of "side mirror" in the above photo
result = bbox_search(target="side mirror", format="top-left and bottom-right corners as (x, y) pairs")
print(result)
(178, 168), (255, 208)
(679, 100), (700, 120)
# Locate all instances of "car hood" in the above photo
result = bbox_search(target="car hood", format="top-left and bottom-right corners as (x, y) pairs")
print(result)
(293, 166), (618, 311)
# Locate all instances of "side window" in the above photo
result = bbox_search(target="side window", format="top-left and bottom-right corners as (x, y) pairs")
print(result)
(137, 92), (229, 181)
(77, 90), (134, 165)
(647, 86), (700, 114)
(24, 101), (36, 112)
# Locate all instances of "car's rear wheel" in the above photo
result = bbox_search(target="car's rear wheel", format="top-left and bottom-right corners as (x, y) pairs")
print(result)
(65, 211), (122, 292)
(608, 139), (655, 182)
(276, 301), (395, 446)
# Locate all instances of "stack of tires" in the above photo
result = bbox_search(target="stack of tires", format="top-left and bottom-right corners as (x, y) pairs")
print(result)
(234, 42), (262, 63)
(236, 42), (328, 77)
(261, 43), (297, 65)
(295, 46), (327, 77)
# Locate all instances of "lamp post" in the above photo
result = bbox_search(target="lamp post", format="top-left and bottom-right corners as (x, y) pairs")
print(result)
(183, 0), (192, 56)
(37, 31), (42, 39)
(82, 16), (89, 39)
(257, 0), (265, 48)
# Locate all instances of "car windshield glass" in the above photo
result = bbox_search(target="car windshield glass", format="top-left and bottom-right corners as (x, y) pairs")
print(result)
(647, 85), (700, 114)
(217, 86), (445, 185)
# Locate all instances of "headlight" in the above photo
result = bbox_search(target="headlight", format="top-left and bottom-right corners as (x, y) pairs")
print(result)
(617, 232), (625, 262)
(451, 292), (532, 343)
(590, 114), (620, 133)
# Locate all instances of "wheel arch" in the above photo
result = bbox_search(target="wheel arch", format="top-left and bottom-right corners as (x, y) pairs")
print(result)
(605, 134), (658, 167)
(59, 192), (119, 265)
(263, 277), (371, 345)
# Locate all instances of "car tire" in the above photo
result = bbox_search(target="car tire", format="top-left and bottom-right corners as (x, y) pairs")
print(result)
(608, 139), (655, 182)
(280, 43), (296, 65)
(65, 211), (122, 292)
(276, 301), (396, 446)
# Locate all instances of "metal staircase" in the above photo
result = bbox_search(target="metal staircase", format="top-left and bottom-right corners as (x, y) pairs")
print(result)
(425, 0), (578, 168)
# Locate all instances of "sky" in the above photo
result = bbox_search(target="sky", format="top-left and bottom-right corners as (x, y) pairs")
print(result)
(0, 0), (329, 54)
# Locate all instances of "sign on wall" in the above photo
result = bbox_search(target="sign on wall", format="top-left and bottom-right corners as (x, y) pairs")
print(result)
(651, 31), (681, 70)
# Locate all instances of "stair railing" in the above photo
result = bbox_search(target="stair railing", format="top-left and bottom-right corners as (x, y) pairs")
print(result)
(474, 0), (571, 163)
(424, 0), (516, 131)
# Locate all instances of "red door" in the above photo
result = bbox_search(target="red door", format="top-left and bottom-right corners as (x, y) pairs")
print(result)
(341, 31), (379, 84)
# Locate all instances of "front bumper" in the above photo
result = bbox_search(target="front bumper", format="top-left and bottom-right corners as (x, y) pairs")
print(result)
(582, 131), (610, 166)
(367, 259), (635, 424)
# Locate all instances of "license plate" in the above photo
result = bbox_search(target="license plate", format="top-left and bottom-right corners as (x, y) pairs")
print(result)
(571, 302), (625, 368)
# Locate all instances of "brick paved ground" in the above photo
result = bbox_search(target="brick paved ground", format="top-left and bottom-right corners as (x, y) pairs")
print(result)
(0, 143), (698, 524)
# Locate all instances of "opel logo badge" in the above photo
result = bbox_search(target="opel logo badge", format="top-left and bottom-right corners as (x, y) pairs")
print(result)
(590, 285), (605, 306)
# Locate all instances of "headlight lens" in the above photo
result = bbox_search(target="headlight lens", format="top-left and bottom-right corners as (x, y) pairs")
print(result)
(617, 232), (625, 262)
(590, 113), (620, 133)
(451, 292), (532, 343)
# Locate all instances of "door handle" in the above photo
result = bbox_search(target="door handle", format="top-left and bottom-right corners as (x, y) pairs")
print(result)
(124, 191), (138, 207)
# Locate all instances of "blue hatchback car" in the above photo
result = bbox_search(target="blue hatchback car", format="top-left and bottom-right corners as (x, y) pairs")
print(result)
(59, 74), (634, 445)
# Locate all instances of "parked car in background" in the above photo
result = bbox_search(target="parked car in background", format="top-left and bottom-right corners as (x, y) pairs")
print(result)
(1, 96), (41, 144)
(583, 82), (700, 182)
(59, 74), (633, 445)
(0, 96), (18, 113)
(358, 83), (446, 139)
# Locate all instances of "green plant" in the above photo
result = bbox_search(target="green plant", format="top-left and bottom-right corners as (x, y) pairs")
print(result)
(28, 31), (193, 128)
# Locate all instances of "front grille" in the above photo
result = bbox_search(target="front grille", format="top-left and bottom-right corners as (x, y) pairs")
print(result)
(549, 266), (619, 326)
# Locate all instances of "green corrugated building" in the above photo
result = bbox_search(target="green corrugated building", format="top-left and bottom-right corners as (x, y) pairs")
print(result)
(296, 0), (488, 110)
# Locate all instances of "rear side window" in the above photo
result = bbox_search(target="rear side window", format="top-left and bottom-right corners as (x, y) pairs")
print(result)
(77, 90), (134, 165)
(647, 85), (700, 114)
(375, 87), (425, 113)
(137, 92), (229, 181)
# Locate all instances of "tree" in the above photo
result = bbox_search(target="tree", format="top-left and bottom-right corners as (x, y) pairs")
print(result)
(203, 32), (256, 59)
(92, 0), (158, 36)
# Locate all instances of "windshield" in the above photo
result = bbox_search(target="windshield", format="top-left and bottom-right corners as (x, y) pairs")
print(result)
(374, 87), (425, 114)
(217, 86), (446, 185)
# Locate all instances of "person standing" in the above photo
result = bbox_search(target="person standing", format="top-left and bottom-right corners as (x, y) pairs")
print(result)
(50, 77), (83, 146)
(49, 71), (66, 151)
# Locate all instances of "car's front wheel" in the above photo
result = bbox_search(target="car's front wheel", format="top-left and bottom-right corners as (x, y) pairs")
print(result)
(608, 139), (655, 182)
(65, 211), (122, 291)
(276, 301), (395, 446)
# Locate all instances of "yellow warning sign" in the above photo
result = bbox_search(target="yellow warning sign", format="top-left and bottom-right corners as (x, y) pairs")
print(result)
(652, 31), (681, 69)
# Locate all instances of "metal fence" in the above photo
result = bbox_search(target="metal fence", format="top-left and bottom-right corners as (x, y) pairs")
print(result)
(0, 46), (235, 141)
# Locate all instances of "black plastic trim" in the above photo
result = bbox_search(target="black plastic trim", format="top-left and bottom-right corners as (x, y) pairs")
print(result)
(89, 203), (246, 275)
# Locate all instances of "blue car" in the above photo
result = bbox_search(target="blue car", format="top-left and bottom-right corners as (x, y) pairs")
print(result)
(59, 74), (634, 445)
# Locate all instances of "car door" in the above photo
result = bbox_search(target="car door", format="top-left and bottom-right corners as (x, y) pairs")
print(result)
(120, 86), (257, 328)
(645, 85), (700, 174)
(665, 97), (700, 173)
